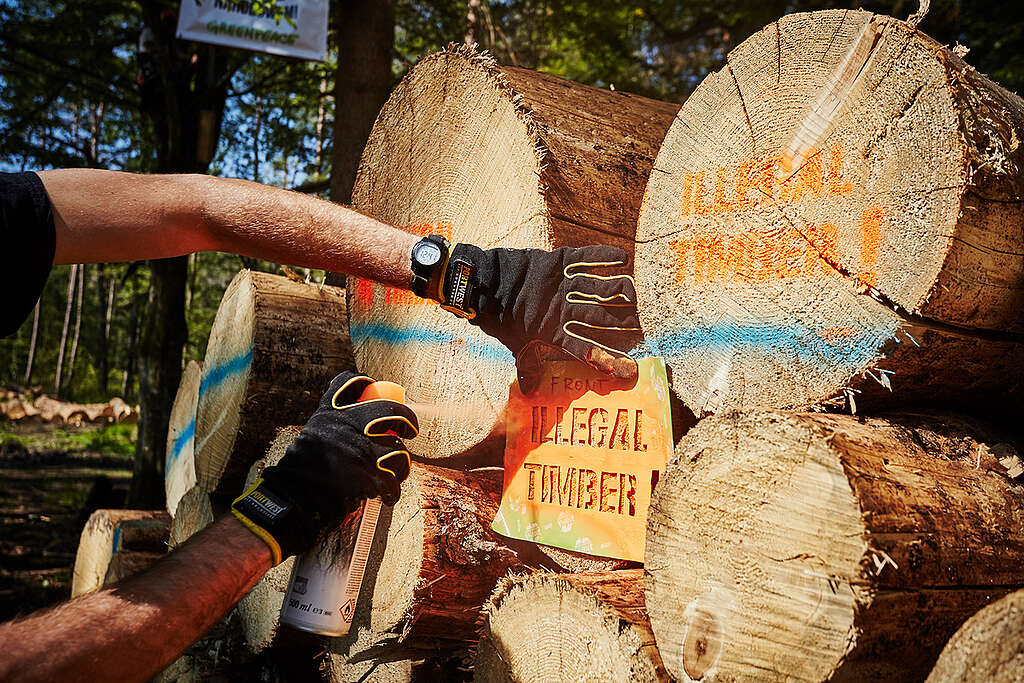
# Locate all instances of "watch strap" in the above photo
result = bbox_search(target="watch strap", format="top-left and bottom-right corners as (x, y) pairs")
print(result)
(410, 235), (449, 298)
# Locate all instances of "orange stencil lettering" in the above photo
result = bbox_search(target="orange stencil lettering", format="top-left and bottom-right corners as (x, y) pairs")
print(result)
(776, 228), (804, 279)
(670, 239), (692, 284)
(680, 173), (696, 218)
(354, 277), (375, 306)
(828, 142), (854, 196)
(858, 207), (884, 288)
(693, 234), (726, 282)
(804, 222), (839, 277)
(712, 166), (733, 214)
(692, 171), (712, 215)
(735, 157), (760, 210)
(727, 231), (758, 283)
(786, 147), (825, 203)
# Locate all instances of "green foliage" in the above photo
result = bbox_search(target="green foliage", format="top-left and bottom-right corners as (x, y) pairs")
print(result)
(0, 422), (136, 459)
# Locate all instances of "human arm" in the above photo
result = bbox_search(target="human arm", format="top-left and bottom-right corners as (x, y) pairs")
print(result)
(36, 169), (418, 288)
(0, 515), (273, 683)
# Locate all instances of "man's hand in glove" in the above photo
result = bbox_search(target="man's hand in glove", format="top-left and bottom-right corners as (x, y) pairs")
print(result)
(433, 243), (642, 393)
(231, 371), (418, 565)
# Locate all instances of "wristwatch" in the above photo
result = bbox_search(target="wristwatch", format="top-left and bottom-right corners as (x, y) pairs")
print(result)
(410, 234), (449, 298)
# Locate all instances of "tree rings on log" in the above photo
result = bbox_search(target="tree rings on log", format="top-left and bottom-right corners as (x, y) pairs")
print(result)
(475, 569), (668, 682)
(645, 410), (1024, 681)
(635, 10), (1024, 416)
(927, 589), (1024, 682)
(168, 486), (214, 551)
(194, 270), (353, 498)
(348, 44), (679, 460)
(236, 427), (298, 653)
(165, 360), (202, 516)
(72, 509), (170, 597)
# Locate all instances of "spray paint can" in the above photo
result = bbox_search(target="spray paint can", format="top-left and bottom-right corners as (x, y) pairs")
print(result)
(279, 380), (406, 636)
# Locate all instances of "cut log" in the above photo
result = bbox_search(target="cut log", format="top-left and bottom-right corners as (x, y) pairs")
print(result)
(927, 589), (1024, 682)
(645, 410), (1024, 681)
(193, 270), (353, 497)
(348, 44), (679, 460)
(103, 550), (164, 585)
(235, 426), (299, 653)
(71, 509), (170, 597)
(165, 360), (202, 516)
(635, 9), (1024, 417)
(168, 486), (214, 551)
(476, 569), (668, 682)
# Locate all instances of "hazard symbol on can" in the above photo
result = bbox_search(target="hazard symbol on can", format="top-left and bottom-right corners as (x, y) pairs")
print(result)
(341, 598), (354, 623)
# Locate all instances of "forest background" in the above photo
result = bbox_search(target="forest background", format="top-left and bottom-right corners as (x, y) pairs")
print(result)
(0, 0), (1020, 510)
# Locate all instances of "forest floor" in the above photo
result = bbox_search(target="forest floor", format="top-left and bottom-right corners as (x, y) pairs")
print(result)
(0, 421), (134, 621)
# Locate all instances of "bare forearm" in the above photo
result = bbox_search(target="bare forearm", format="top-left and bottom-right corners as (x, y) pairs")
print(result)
(0, 516), (273, 683)
(38, 169), (418, 288)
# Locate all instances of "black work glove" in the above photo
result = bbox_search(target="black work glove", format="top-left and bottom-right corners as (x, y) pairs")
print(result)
(437, 244), (642, 393)
(231, 371), (418, 565)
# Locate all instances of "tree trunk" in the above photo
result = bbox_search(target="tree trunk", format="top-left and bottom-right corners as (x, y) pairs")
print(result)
(165, 360), (202, 516)
(926, 589), (1024, 683)
(645, 410), (1024, 682)
(236, 427), (298, 653)
(130, 0), (234, 509)
(634, 9), (1024, 418)
(193, 271), (354, 498)
(72, 509), (170, 597)
(476, 569), (669, 683)
(167, 485), (214, 551)
(131, 255), (188, 508)
(55, 264), (77, 394)
(348, 47), (679, 461)
(328, 0), (394, 205)
(23, 300), (39, 385)
(63, 262), (85, 397)
(96, 263), (112, 394)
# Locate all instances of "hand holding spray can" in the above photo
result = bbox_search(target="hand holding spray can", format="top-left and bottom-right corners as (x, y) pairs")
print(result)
(279, 381), (406, 636)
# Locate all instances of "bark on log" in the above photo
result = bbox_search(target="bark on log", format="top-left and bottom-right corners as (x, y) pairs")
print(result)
(476, 569), (668, 682)
(645, 410), (1024, 681)
(194, 270), (353, 497)
(165, 360), (202, 516)
(927, 589), (1024, 682)
(168, 486), (214, 551)
(71, 509), (170, 597)
(235, 427), (298, 653)
(635, 9), (1024, 417)
(348, 44), (679, 460)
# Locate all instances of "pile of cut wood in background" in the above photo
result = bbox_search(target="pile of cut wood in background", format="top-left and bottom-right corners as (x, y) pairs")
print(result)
(74, 9), (1024, 682)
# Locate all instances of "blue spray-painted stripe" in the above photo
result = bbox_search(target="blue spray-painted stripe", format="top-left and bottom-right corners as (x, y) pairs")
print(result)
(350, 321), (513, 363)
(165, 417), (196, 470)
(198, 347), (254, 400)
(641, 320), (896, 367)
(111, 526), (121, 556)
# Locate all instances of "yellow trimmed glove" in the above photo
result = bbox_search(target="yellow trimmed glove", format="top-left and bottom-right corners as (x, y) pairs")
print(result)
(436, 244), (642, 393)
(232, 371), (418, 564)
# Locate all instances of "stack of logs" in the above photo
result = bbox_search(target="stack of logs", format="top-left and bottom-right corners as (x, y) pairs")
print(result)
(75, 9), (1024, 682)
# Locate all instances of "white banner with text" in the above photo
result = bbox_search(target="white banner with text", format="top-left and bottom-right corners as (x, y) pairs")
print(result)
(176, 0), (328, 61)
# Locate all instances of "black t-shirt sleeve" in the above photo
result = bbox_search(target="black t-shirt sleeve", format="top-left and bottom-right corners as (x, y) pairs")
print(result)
(1, 172), (56, 337)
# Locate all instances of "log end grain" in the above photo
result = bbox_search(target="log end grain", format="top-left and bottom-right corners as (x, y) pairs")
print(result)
(634, 9), (1024, 415)
(168, 486), (214, 551)
(166, 360), (202, 516)
(645, 410), (1024, 681)
(927, 589), (1024, 683)
(71, 509), (170, 597)
(475, 570), (668, 683)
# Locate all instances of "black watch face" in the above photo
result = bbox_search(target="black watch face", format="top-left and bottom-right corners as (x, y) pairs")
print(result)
(415, 242), (443, 266)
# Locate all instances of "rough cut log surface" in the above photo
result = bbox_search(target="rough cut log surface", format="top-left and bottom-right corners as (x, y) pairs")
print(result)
(476, 569), (668, 682)
(235, 427), (298, 653)
(168, 486), (214, 551)
(348, 44), (679, 460)
(103, 550), (164, 586)
(645, 410), (1024, 681)
(635, 9), (1024, 417)
(194, 270), (353, 497)
(71, 509), (170, 597)
(165, 360), (202, 516)
(927, 589), (1024, 682)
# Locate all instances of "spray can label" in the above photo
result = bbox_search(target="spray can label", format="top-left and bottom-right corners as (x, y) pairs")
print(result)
(279, 498), (382, 636)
